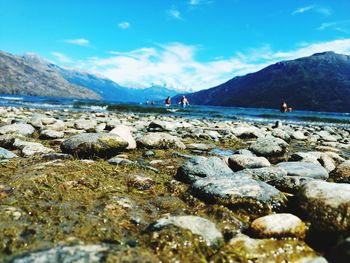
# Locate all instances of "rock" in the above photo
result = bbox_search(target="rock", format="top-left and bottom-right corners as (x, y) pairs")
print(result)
(176, 156), (235, 183)
(191, 176), (286, 216)
(249, 136), (288, 158)
(292, 130), (307, 140)
(11, 245), (109, 263)
(148, 215), (223, 247)
(41, 153), (74, 160)
(272, 128), (291, 142)
(137, 132), (185, 149)
(213, 233), (321, 263)
(277, 162), (328, 180)
(244, 166), (287, 182)
(296, 181), (350, 233)
(330, 160), (350, 183)
(0, 123), (35, 136)
(126, 174), (155, 190)
(205, 130), (222, 140)
(109, 125), (136, 149)
(13, 139), (53, 157)
(148, 120), (176, 131)
(228, 154), (270, 171)
(0, 147), (17, 159)
(108, 157), (135, 166)
(61, 133), (128, 158)
(209, 148), (235, 157)
(268, 176), (314, 194)
(318, 130), (339, 142)
(74, 119), (97, 132)
(143, 150), (155, 157)
(318, 154), (336, 172)
(250, 213), (306, 239)
(290, 152), (320, 164)
(95, 123), (106, 133)
(40, 129), (64, 139)
(0, 205), (23, 220)
(46, 120), (66, 131)
(230, 126), (264, 139)
(186, 143), (216, 151)
(0, 134), (17, 149)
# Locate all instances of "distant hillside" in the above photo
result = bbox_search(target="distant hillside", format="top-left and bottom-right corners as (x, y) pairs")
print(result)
(59, 67), (178, 102)
(0, 51), (100, 99)
(176, 52), (350, 112)
(0, 50), (179, 102)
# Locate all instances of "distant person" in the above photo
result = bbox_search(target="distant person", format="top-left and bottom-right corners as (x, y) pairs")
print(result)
(145, 99), (149, 105)
(280, 101), (292, 113)
(165, 96), (171, 107)
(179, 95), (189, 108)
(280, 101), (288, 113)
(151, 100), (155, 105)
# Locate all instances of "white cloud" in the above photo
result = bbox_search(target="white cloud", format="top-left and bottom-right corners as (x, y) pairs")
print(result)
(68, 39), (350, 92)
(63, 38), (90, 46)
(292, 5), (331, 16)
(51, 52), (72, 63)
(118, 21), (130, 29)
(292, 5), (314, 15)
(167, 7), (182, 20)
(189, 0), (213, 5)
(318, 20), (350, 33)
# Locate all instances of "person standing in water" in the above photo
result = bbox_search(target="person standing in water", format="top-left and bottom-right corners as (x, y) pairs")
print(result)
(179, 95), (189, 108)
(165, 96), (171, 107)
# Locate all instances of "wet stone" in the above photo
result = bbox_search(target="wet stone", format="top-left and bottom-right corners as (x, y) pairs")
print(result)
(296, 181), (350, 233)
(277, 162), (329, 180)
(61, 133), (128, 158)
(148, 215), (223, 247)
(176, 156), (235, 183)
(250, 213), (306, 239)
(228, 154), (271, 171)
(191, 176), (287, 217)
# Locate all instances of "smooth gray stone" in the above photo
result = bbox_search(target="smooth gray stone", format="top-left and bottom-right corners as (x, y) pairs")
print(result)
(277, 162), (328, 180)
(176, 156), (235, 183)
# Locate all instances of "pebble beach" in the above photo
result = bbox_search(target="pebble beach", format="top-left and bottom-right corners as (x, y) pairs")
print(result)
(0, 105), (350, 262)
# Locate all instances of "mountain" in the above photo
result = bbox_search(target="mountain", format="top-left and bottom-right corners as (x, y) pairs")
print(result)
(58, 67), (178, 102)
(0, 50), (179, 102)
(176, 52), (350, 113)
(0, 51), (100, 99)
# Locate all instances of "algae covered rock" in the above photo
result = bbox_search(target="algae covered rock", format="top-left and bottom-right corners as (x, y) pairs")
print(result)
(137, 132), (185, 149)
(11, 244), (109, 263)
(244, 166), (287, 182)
(148, 215), (223, 247)
(40, 129), (64, 139)
(296, 181), (350, 233)
(61, 133), (128, 158)
(176, 156), (235, 183)
(330, 160), (350, 183)
(212, 233), (324, 263)
(191, 176), (287, 216)
(250, 213), (306, 239)
(109, 124), (136, 149)
(228, 154), (271, 171)
(277, 162), (329, 180)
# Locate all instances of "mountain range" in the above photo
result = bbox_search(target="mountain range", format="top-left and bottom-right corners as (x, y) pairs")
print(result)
(0, 50), (178, 102)
(175, 51), (350, 113)
(1, 50), (350, 112)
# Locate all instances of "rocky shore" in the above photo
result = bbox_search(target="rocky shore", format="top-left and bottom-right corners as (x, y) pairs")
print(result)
(0, 106), (349, 262)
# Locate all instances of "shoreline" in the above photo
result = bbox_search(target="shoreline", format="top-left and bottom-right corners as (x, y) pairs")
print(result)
(0, 105), (350, 262)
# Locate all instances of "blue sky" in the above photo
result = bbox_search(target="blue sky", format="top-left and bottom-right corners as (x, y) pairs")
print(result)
(1, 0), (350, 91)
